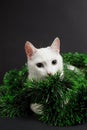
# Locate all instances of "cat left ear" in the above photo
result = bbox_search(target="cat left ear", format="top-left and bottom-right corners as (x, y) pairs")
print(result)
(25, 41), (37, 58)
(51, 37), (60, 52)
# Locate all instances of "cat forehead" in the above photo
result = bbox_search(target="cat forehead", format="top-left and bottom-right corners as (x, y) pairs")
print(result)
(32, 47), (58, 61)
(37, 47), (52, 54)
(38, 47), (57, 55)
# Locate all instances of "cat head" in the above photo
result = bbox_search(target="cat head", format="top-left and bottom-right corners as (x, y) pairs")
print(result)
(25, 37), (63, 80)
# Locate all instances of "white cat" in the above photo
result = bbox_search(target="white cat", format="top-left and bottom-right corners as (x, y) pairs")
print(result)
(25, 37), (75, 114)
(25, 37), (64, 114)
(25, 37), (63, 81)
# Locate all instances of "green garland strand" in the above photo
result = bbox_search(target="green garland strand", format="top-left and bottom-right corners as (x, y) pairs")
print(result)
(0, 52), (87, 126)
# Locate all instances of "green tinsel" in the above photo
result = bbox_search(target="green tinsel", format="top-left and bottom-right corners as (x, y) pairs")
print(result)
(0, 52), (87, 127)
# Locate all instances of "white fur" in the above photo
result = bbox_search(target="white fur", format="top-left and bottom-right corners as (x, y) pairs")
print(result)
(28, 47), (63, 80)
(25, 38), (79, 115)
(25, 37), (64, 115)
(30, 103), (43, 114)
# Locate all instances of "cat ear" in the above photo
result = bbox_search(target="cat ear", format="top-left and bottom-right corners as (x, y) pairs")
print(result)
(25, 41), (37, 58)
(51, 37), (60, 52)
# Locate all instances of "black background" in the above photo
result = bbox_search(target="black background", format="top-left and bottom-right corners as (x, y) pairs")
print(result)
(0, 0), (87, 130)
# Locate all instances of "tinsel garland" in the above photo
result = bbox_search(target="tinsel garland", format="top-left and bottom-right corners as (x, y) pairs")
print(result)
(0, 52), (87, 126)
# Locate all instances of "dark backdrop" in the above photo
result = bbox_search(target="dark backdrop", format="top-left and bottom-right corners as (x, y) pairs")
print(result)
(0, 0), (87, 83)
(0, 0), (87, 130)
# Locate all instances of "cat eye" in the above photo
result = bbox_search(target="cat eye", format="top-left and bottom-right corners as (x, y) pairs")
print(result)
(36, 63), (44, 68)
(52, 60), (57, 65)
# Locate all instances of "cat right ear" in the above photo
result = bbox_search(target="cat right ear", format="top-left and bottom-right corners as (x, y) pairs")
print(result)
(51, 37), (60, 52)
(25, 41), (37, 58)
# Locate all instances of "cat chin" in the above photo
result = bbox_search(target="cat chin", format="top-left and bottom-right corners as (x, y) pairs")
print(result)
(28, 74), (46, 81)
(28, 70), (64, 81)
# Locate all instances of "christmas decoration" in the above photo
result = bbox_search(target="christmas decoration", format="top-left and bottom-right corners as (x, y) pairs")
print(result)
(0, 52), (87, 126)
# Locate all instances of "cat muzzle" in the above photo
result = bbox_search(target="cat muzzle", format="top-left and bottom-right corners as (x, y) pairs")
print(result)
(47, 72), (52, 76)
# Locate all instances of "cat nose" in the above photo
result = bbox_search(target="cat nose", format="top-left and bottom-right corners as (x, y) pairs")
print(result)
(47, 72), (52, 76)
